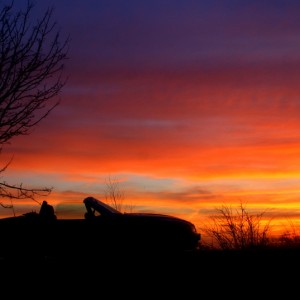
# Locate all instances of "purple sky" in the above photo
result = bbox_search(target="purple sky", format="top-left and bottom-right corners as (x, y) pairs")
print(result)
(2, 0), (300, 234)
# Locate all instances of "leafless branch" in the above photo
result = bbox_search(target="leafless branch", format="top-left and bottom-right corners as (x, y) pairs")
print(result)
(0, 0), (69, 146)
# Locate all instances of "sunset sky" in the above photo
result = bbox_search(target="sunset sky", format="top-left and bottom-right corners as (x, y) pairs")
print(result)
(2, 0), (300, 235)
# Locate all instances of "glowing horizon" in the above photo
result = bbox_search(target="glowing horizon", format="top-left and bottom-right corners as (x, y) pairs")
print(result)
(2, 0), (300, 238)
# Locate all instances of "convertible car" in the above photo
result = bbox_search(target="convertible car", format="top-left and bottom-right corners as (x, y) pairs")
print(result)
(0, 197), (201, 259)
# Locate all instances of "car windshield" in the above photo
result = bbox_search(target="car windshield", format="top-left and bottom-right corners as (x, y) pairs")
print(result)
(54, 197), (122, 219)
(84, 197), (122, 216)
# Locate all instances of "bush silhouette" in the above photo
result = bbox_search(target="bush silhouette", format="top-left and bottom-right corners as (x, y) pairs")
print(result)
(200, 202), (272, 250)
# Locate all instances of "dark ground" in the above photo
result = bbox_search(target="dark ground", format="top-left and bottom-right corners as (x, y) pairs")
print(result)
(1, 248), (299, 297)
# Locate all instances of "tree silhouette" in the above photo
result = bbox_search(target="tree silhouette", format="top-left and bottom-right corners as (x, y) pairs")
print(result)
(104, 176), (134, 213)
(104, 176), (126, 212)
(0, 1), (68, 208)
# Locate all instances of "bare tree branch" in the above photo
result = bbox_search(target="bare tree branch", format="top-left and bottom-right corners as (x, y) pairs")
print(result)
(0, 181), (52, 203)
(104, 176), (125, 212)
(0, 1), (68, 205)
(0, 0), (69, 145)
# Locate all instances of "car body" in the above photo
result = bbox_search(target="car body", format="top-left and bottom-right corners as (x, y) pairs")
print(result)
(0, 197), (201, 258)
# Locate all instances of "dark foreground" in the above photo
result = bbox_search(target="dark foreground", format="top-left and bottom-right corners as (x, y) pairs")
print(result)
(1, 247), (299, 297)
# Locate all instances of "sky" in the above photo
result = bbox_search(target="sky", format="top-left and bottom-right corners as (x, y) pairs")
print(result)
(2, 0), (300, 236)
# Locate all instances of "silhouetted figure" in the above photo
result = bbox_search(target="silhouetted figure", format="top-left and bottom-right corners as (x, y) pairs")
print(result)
(39, 200), (57, 221)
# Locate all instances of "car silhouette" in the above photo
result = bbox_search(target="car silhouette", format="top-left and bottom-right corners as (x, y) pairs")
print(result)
(0, 196), (201, 259)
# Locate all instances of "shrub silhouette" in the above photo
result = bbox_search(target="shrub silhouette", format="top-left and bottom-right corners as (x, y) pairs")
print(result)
(200, 202), (272, 250)
(276, 219), (300, 249)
